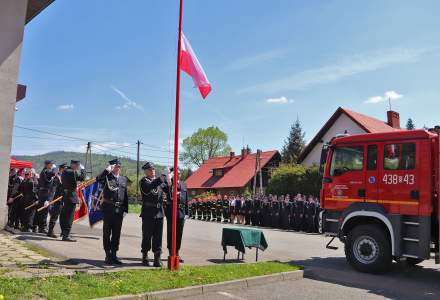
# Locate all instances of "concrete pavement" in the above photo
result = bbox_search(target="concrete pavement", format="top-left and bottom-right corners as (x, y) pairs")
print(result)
(11, 214), (440, 299)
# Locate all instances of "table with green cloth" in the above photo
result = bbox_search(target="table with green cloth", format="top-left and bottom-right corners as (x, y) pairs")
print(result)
(221, 228), (268, 261)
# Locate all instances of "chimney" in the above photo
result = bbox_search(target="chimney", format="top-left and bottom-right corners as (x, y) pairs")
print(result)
(230, 151), (235, 158)
(387, 111), (400, 129)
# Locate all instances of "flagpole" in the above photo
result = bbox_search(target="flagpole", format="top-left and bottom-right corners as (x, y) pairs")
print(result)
(169, 0), (183, 272)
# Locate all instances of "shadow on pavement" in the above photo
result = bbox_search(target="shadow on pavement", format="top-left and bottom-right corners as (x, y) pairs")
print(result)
(290, 256), (440, 300)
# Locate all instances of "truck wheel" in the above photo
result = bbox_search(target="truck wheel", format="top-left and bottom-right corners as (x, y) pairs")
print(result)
(405, 258), (424, 267)
(345, 224), (392, 274)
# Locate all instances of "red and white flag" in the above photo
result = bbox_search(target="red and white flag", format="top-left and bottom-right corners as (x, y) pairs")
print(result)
(180, 33), (212, 99)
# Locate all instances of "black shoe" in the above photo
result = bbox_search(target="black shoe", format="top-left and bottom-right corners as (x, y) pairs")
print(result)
(142, 252), (150, 266)
(112, 252), (122, 265)
(105, 251), (113, 265)
(47, 231), (57, 238)
(153, 252), (162, 267)
(62, 236), (76, 242)
(32, 228), (37, 233)
(39, 229), (48, 234)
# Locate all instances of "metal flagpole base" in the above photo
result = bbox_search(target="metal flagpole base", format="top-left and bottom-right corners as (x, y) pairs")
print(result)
(168, 255), (180, 271)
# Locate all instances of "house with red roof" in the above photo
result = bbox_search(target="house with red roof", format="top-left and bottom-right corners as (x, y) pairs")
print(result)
(298, 107), (401, 166)
(185, 148), (281, 197)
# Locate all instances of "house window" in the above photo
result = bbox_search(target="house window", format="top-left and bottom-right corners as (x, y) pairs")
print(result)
(213, 169), (224, 177)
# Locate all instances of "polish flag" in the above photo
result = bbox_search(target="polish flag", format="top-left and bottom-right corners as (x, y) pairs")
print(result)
(180, 33), (212, 99)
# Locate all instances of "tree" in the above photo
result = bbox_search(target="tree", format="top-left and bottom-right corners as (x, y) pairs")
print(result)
(281, 119), (306, 164)
(180, 126), (232, 168)
(406, 118), (415, 130)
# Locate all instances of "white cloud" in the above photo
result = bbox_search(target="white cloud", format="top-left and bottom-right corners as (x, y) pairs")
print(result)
(238, 47), (428, 94)
(58, 104), (74, 111)
(226, 48), (288, 71)
(385, 90), (403, 100)
(266, 96), (294, 104)
(364, 90), (404, 104)
(111, 86), (144, 111)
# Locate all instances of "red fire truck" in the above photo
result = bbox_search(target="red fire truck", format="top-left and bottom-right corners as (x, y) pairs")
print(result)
(321, 129), (439, 273)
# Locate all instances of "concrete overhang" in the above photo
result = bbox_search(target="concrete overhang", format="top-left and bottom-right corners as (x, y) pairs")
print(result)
(26, 0), (54, 24)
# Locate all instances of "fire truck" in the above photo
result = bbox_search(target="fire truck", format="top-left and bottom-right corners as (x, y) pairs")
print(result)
(321, 129), (439, 273)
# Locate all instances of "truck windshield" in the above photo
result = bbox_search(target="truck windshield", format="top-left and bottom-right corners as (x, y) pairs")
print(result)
(330, 146), (364, 176)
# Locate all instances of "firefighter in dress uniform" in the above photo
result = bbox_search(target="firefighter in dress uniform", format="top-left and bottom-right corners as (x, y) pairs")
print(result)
(139, 162), (168, 267)
(18, 169), (38, 232)
(96, 159), (129, 265)
(8, 168), (24, 229)
(164, 170), (188, 263)
(47, 163), (66, 238)
(35, 160), (57, 233)
(59, 160), (85, 242)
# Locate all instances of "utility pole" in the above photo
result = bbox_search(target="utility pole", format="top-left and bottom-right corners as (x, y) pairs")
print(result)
(253, 149), (261, 196)
(136, 140), (141, 202)
(84, 142), (93, 180)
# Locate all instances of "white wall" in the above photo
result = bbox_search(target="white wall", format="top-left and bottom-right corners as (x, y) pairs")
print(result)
(0, 0), (28, 228)
(302, 113), (367, 166)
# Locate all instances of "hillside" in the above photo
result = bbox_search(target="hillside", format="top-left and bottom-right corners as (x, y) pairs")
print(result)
(13, 151), (166, 176)
(13, 151), (167, 200)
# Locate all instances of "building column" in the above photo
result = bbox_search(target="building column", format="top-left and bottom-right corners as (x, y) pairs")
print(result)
(0, 0), (28, 228)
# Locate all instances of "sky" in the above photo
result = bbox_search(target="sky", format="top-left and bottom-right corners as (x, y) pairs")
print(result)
(12, 0), (440, 165)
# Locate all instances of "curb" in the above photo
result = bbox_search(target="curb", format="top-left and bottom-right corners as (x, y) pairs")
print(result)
(94, 270), (303, 300)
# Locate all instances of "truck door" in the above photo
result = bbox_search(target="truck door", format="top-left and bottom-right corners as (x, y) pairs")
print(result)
(378, 142), (419, 214)
(325, 144), (366, 210)
(365, 144), (379, 202)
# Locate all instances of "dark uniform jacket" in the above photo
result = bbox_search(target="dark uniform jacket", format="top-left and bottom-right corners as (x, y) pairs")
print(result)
(139, 176), (167, 219)
(38, 168), (56, 198)
(164, 181), (188, 220)
(8, 175), (22, 200)
(18, 178), (38, 206)
(50, 174), (64, 204)
(96, 170), (129, 214)
(61, 167), (85, 204)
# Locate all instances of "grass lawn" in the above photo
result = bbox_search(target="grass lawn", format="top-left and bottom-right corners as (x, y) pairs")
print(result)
(128, 203), (141, 214)
(0, 262), (298, 300)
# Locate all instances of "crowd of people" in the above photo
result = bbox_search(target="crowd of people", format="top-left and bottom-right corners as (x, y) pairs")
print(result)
(188, 194), (322, 233)
(7, 159), (321, 267)
(6, 158), (187, 268)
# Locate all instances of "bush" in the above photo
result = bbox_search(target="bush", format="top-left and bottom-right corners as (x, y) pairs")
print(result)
(266, 164), (321, 197)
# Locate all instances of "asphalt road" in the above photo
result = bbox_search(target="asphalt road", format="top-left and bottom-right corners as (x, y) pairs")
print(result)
(12, 214), (440, 300)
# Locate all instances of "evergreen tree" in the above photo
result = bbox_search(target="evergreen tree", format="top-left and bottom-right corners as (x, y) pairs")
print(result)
(281, 119), (306, 164)
(406, 118), (415, 130)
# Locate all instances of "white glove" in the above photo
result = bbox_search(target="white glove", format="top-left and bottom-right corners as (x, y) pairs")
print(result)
(51, 164), (57, 170)
(7, 198), (13, 204)
(34, 201), (39, 206)
(80, 164), (85, 170)
(106, 165), (113, 172)
(44, 201), (50, 208)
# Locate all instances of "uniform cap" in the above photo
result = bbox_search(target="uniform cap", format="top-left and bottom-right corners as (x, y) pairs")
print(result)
(142, 162), (155, 170)
(44, 160), (54, 165)
(109, 158), (121, 166)
(71, 159), (80, 164)
(59, 163), (67, 169)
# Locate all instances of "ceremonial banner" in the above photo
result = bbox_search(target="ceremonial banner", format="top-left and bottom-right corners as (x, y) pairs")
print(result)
(82, 181), (104, 227)
(73, 187), (88, 223)
(180, 33), (212, 99)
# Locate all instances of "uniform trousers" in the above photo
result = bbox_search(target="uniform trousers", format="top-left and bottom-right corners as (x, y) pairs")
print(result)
(59, 202), (76, 238)
(141, 217), (163, 254)
(103, 209), (124, 252)
(166, 217), (184, 253)
(48, 203), (62, 232)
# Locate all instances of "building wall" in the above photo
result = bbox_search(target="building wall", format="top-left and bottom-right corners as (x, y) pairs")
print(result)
(0, 0), (28, 228)
(302, 113), (367, 166)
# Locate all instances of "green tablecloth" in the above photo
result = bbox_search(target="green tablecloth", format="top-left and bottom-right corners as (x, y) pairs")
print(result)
(221, 228), (268, 254)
